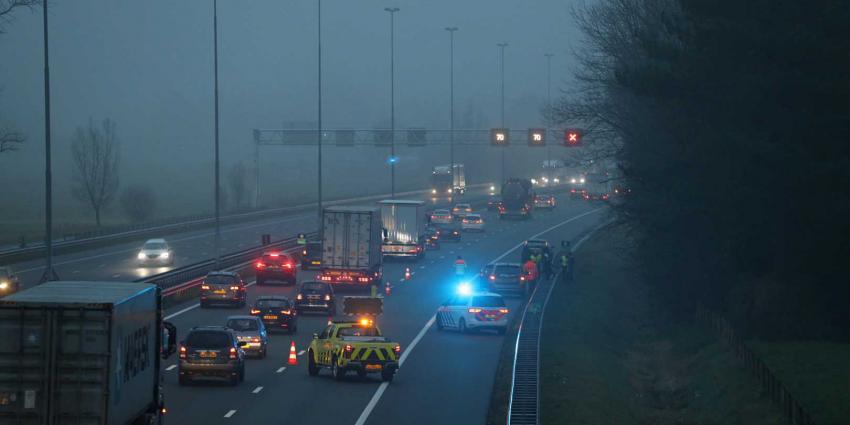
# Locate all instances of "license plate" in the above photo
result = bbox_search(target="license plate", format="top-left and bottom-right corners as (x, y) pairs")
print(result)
(263, 315), (278, 320)
(311, 261), (321, 265)
(200, 351), (217, 358)
(485, 314), (496, 319)
(213, 289), (226, 294)
(365, 364), (382, 371)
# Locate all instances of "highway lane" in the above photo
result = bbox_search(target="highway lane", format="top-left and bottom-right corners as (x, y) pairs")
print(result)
(6, 186), (494, 290)
(156, 195), (607, 424)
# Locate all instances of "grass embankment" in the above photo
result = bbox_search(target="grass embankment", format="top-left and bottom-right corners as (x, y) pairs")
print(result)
(537, 227), (784, 424)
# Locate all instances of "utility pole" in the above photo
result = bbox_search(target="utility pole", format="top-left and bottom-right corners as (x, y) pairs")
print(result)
(213, 0), (221, 268)
(317, 0), (323, 222)
(446, 27), (458, 195)
(384, 7), (399, 198)
(40, 0), (58, 283)
(545, 52), (554, 185)
(497, 42), (508, 184)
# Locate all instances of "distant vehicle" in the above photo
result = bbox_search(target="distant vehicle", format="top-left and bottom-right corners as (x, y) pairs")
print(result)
(461, 214), (485, 232)
(179, 326), (247, 386)
(499, 178), (534, 219)
(440, 224), (462, 242)
(568, 173), (587, 198)
(295, 281), (336, 314)
(534, 194), (556, 210)
(300, 241), (323, 270)
(430, 164), (466, 197)
(251, 295), (298, 333)
(200, 271), (247, 308)
(487, 199), (503, 211)
(307, 317), (401, 382)
(0, 266), (20, 296)
(379, 200), (426, 260)
(488, 184), (498, 196)
(255, 251), (297, 285)
(480, 262), (529, 297)
(430, 209), (453, 224)
(521, 239), (552, 263)
(226, 315), (269, 358)
(136, 238), (173, 266)
(0, 281), (177, 424)
(540, 159), (568, 186)
(318, 206), (383, 289)
(424, 225), (441, 250)
(583, 172), (612, 201)
(436, 292), (509, 334)
(452, 203), (473, 218)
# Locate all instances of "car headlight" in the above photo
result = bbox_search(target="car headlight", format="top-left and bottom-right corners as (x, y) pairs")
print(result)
(447, 189), (453, 194)
(0, 282), (8, 290)
(160, 252), (170, 259)
(137, 252), (146, 260)
(580, 178), (586, 183)
(553, 178), (560, 183)
(570, 178), (576, 183)
(431, 189), (437, 194)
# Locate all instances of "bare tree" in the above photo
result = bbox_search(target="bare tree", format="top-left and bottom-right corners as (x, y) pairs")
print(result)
(119, 184), (156, 223)
(71, 118), (120, 227)
(0, 0), (39, 33)
(228, 161), (248, 211)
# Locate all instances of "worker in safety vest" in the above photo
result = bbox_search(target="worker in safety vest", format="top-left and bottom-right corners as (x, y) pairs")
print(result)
(453, 256), (468, 277)
(556, 240), (574, 283)
(523, 258), (539, 285)
(296, 233), (307, 245)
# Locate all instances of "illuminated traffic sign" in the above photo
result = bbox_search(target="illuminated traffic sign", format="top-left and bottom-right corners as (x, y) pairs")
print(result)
(564, 129), (582, 146)
(491, 128), (509, 146)
(528, 128), (546, 147)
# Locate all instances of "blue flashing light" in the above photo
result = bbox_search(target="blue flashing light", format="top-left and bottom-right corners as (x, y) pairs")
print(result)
(457, 282), (472, 296)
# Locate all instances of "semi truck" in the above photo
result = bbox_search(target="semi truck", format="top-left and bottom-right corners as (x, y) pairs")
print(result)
(430, 164), (466, 197)
(318, 206), (383, 289)
(378, 200), (426, 260)
(499, 178), (534, 219)
(583, 172), (613, 201)
(0, 281), (177, 425)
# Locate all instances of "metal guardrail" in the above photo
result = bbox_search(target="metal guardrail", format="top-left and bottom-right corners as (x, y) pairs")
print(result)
(136, 232), (317, 297)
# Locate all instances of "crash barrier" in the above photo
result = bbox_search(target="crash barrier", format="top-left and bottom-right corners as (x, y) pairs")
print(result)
(136, 232), (317, 299)
(0, 184), (490, 263)
(696, 306), (816, 425)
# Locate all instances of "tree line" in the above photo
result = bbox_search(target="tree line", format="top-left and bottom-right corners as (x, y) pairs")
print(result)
(556, 0), (850, 339)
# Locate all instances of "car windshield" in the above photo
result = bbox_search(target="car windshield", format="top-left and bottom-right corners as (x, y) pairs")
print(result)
(256, 299), (290, 309)
(433, 210), (450, 215)
(495, 265), (521, 275)
(337, 326), (380, 337)
(472, 296), (505, 307)
(205, 275), (237, 285)
(226, 319), (259, 332)
(301, 283), (326, 293)
(466, 215), (481, 220)
(186, 331), (230, 348)
(143, 242), (166, 250)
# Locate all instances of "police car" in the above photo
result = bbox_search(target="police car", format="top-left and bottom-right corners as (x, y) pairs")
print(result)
(435, 289), (509, 334)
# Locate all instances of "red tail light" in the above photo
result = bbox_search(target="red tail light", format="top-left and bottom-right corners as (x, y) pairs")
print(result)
(520, 276), (526, 281)
(499, 308), (509, 314)
(324, 294), (331, 301)
(250, 309), (261, 315)
(296, 294), (303, 300)
(200, 284), (210, 290)
(280, 310), (291, 315)
(393, 345), (401, 354)
(283, 263), (292, 269)
(489, 275), (496, 281)
(229, 347), (237, 359)
(468, 308), (482, 313)
(251, 337), (261, 343)
(344, 344), (353, 353)
(229, 286), (240, 290)
(269, 253), (280, 257)
(255, 262), (266, 269)
(179, 346), (186, 359)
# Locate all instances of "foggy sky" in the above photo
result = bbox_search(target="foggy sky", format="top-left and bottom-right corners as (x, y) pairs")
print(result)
(0, 0), (583, 223)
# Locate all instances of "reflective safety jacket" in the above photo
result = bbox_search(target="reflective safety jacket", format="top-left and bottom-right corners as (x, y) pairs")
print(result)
(523, 260), (538, 281)
(453, 259), (467, 275)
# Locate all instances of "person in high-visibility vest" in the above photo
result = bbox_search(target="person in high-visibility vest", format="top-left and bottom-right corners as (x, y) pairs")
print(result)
(453, 256), (468, 277)
(523, 258), (539, 286)
(556, 240), (574, 283)
(296, 233), (307, 245)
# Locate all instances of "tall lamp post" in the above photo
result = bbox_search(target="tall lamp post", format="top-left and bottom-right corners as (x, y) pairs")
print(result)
(497, 42), (508, 184)
(213, 0), (221, 268)
(384, 7), (400, 198)
(446, 27), (458, 195)
(545, 52), (554, 184)
(40, 0), (58, 283)
(317, 0), (323, 221)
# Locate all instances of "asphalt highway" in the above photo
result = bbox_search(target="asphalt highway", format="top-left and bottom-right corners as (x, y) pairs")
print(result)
(158, 193), (607, 425)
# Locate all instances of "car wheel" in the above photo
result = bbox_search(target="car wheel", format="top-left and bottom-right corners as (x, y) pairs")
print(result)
(459, 318), (467, 334)
(229, 372), (239, 386)
(259, 347), (267, 359)
(332, 357), (344, 381)
(307, 350), (319, 376)
(240, 364), (246, 382)
(381, 369), (395, 383)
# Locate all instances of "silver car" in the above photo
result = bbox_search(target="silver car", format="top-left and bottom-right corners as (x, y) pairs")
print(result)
(136, 238), (174, 266)
(226, 316), (269, 358)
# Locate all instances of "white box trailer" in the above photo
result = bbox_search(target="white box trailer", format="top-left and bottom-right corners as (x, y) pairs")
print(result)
(0, 281), (176, 425)
(378, 200), (426, 259)
(320, 206), (383, 287)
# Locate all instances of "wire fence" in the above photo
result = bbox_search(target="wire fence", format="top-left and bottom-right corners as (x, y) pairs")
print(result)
(696, 306), (817, 425)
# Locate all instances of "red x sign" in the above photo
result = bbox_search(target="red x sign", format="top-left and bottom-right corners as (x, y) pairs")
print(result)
(564, 129), (582, 146)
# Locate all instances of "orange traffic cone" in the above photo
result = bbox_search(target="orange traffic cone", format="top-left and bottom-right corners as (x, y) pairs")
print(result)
(288, 340), (298, 365)
(385, 281), (392, 295)
(404, 268), (411, 280)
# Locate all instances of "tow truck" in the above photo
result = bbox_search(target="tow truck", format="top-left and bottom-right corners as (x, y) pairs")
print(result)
(307, 297), (400, 382)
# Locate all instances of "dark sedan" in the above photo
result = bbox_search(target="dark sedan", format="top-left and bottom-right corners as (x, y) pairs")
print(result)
(294, 281), (335, 314)
(250, 296), (298, 333)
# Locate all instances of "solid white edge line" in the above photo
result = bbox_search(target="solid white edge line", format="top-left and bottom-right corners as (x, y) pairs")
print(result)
(353, 207), (605, 425)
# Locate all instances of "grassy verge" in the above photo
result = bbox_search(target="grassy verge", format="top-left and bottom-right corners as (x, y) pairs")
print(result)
(537, 227), (784, 424)
(749, 341), (850, 425)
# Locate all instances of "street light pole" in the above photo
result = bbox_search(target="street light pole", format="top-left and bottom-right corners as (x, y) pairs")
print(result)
(40, 0), (58, 283)
(213, 0), (221, 268)
(317, 0), (323, 222)
(545, 52), (554, 185)
(384, 7), (399, 198)
(446, 27), (458, 195)
(497, 42), (508, 184)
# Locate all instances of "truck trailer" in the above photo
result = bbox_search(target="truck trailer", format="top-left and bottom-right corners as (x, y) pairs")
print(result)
(378, 200), (426, 260)
(499, 178), (534, 219)
(318, 206), (383, 289)
(0, 281), (177, 425)
(430, 164), (466, 197)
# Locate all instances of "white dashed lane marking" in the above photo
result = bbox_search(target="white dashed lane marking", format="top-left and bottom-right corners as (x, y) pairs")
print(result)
(252, 386), (263, 394)
(224, 410), (236, 418)
(297, 350), (306, 356)
(166, 365), (176, 371)
(276, 367), (286, 373)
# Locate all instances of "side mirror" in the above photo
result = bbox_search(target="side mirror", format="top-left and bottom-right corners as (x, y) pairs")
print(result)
(161, 322), (177, 359)
(313, 333), (319, 340)
(237, 341), (248, 347)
